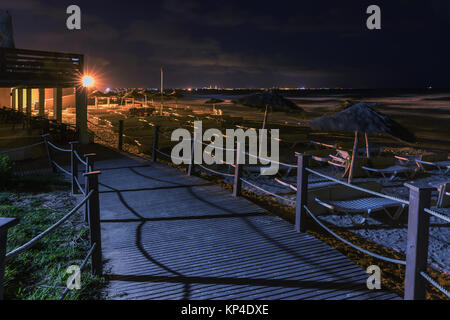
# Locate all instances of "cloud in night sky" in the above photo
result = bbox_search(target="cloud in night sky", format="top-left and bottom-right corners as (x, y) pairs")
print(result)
(2, 0), (450, 88)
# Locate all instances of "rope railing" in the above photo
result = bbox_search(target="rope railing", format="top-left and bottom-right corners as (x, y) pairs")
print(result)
(303, 205), (406, 265)
(274, 178), (298, 191)
(241, 178), (296, 204)
(52, 160), (71, 176)
(0, 141), (44, 155)
(424, 208), (450, 224)
(155, 149), (190, 162)
(74, 176), (85, 196)
(5, 190), (93, 262)
(420, 271), (450, 298)
(197, 164), (234, 178)
(73, 150), (87, 167)
(305, 167), (410, 206)
(96, 119), (447, 300)
(47, 141), (71, 153)
(59, 243), (97, 300)
(245, 152), (297, 168)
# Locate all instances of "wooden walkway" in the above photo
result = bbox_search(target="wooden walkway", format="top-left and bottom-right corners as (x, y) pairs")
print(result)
(93, 152), (399, 300)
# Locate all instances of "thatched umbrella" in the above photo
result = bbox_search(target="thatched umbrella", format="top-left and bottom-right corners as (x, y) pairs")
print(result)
(236, 90), (304, 113)
(309, 102), (415, 183)
(123, 89), (145, 107)
(89, 90), (108, 108)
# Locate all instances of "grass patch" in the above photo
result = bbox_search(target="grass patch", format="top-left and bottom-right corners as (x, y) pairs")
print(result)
(1, 174), (107, 300)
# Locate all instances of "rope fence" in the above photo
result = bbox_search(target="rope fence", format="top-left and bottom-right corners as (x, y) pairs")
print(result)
(305, 167), (410, 205)
(43, 116), (447, 301)
(0, 141), (44, 155)
(420, 271), (450, 298)
(59, 243), (97, 300)
(241, 178), (296, 204)
(0, 134), (103, 300)
(303, 205), (406, 265)
(5, 190), (93, 262)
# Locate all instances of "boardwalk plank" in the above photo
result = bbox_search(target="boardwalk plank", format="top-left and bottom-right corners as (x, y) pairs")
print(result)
(93, 154), (400, 300)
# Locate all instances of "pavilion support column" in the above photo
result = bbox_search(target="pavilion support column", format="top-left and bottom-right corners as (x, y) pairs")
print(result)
(53, 88), (62, 123)
(38, 88), (45, 117)
(10, 88), (16, 110)
(76, 86), (89, 144)
(26, 88), (32, 118)
(17, 88), (23, 113)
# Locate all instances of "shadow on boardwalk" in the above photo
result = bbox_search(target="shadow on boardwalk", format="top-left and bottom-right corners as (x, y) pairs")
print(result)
(78, 144), (399, 300)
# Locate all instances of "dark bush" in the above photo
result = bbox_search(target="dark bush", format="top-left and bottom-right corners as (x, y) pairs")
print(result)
(0, 155), (14, 188)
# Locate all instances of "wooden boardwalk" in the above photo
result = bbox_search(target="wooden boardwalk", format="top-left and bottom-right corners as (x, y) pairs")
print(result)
(93, 152), (399, 300)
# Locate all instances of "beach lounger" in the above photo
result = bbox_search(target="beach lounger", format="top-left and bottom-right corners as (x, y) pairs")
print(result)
(416, 160), (450, 174)
(361, 165), (416, 180)
(314, 196), (407, 224)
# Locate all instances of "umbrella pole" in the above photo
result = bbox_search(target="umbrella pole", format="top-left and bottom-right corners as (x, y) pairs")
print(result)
(348, 131), (359, 184)
(365, 132), (370, 159)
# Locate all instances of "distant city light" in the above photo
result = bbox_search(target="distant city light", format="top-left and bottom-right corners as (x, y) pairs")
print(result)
(105, 87), (111, 92)
(82, 75), (94, 87)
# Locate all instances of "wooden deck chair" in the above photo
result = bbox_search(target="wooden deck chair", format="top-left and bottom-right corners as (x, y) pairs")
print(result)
(315, 197), (407, 224)
(361, 165), (416, 180)
(437, 182), (450, 208)
(416, 160), (450, 174)
(328, 150), (350, 175)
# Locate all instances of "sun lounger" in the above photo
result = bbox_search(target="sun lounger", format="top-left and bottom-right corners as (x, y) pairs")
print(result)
(361, 165), (416, 180)
(314, 196), (407, 224)
(416, 160), (450, 174)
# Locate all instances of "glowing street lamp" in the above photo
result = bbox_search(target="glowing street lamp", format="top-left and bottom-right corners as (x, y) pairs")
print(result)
(82, 75), (94, 87)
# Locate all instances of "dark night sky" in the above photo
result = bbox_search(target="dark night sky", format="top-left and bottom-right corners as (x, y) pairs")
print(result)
(3, 0), (450, 89)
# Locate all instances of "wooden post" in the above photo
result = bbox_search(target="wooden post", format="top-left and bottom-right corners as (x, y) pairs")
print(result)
(296, 154), (310, 233)
(42, 133), (56, 173)
(0, 218), (19, 300)
(70, 141), (79, 195)
(187, 133), (196, 176)
(365, 132), (370, 159)
(84, 154), (96, 222)
(233, 142), (243, 197)
(11, 88), (15, 110)
(84, 171), (102, 276)
(38, 88), (45, 117)
(17, 88), (23, 113)
(404, 182), (433, 300)
(25, 88), (32, 133)
(25, 88), (32, 118)
(53, 88), (62, 123)
(152, 125), (159, 162)
(348, 131), (359, 184)
(262, 104), (269, 130)
(118, 120), (124, 151)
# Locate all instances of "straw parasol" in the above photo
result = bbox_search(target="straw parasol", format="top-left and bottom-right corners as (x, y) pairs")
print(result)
(123, 89), (145, 107)
(309, 102), (415, 183)
(236, 90), (304, 113)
